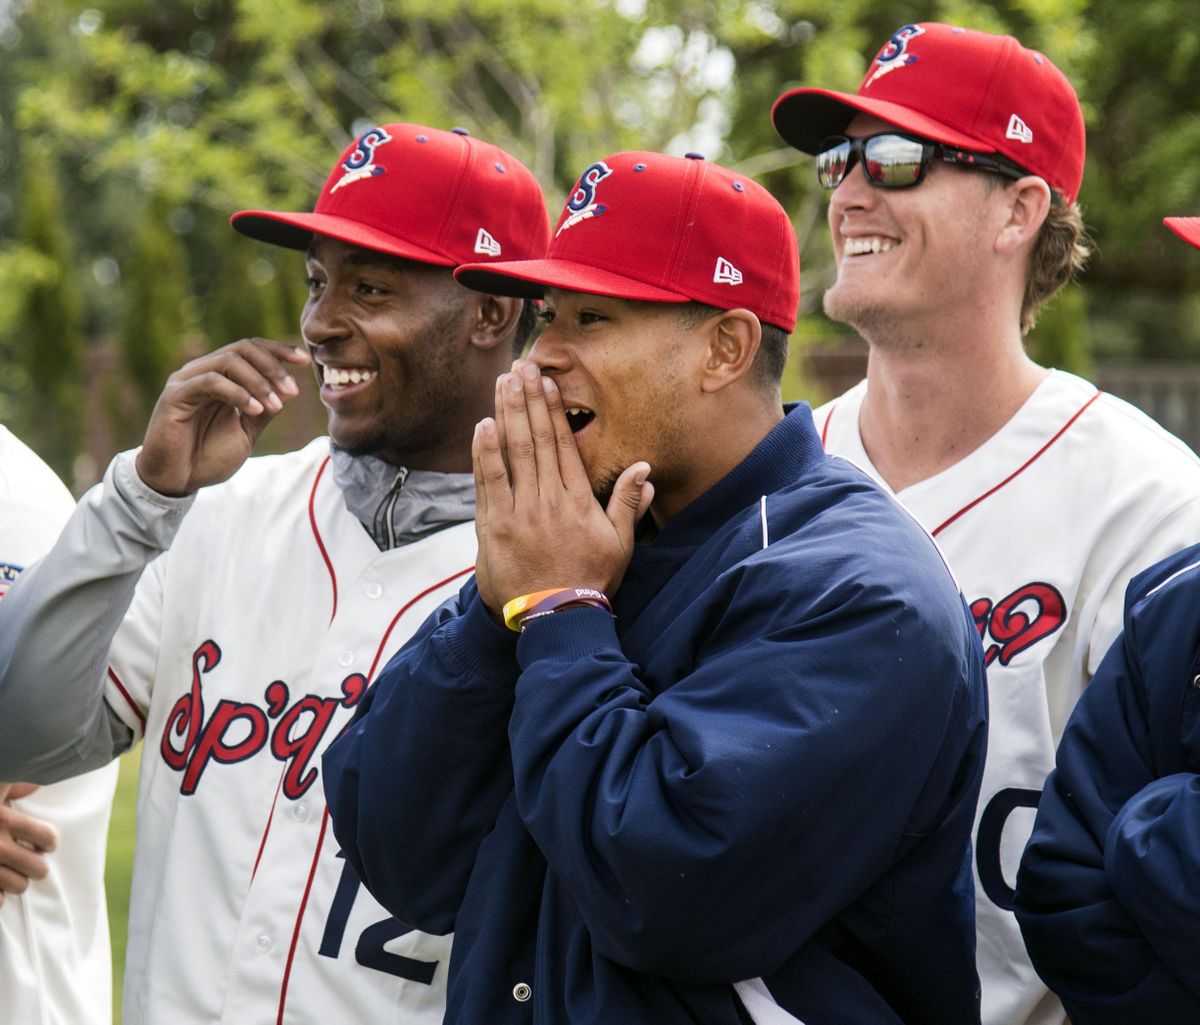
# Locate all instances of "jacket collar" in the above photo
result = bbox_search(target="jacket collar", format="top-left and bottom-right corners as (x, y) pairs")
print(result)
(651, 403), (824, 549)
(330, 446), (475, 550)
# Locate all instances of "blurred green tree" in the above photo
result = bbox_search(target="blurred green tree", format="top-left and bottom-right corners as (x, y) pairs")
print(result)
(11, 143), (85, 480)
(6, 0), (1200, 453)
(119, 192), (197, 423)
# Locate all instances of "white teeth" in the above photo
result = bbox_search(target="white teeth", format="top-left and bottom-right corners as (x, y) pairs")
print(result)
(324, 367), (377, 387)
(844, 236), (896, 256)
(566, 407), (582, 415)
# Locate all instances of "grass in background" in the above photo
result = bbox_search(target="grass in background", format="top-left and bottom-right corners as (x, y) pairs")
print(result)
(105, 749), (140, 1022)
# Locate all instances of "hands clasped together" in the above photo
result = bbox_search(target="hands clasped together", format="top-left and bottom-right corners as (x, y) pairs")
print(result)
(472, 360), (653, 616)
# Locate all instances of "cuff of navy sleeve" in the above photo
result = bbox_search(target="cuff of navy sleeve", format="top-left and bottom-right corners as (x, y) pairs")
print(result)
(441, 590), (519, 682)
(515, 604), (620, 668)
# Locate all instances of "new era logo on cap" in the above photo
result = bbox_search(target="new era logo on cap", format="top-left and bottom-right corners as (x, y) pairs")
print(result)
(713, 257), (743, 286)
(1006, 114), (1033, 144)
(475, 228), (501, 257)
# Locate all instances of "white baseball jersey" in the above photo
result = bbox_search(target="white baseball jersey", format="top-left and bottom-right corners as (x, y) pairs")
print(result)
(815, 370), (1200, 1025)
(9, 437), (475, 1024)
(0, 425), (118, 1025)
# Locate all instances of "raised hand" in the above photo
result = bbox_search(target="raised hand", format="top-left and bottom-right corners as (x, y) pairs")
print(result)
(472, 360), (652, 613)
(135, 339), (311, 497)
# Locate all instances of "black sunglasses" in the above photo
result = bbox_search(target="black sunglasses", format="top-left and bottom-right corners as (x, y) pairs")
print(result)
(816, 132), (1059, 202)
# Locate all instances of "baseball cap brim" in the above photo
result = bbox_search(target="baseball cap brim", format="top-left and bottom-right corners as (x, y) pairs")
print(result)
(230, 210), (456, 267)
(455, 258), (690, 304)
(771, 87), (987, 155)
(1165, 217), (1200, 251)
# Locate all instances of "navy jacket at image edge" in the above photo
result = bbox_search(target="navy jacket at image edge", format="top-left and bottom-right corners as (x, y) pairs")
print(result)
(1015, 543), (1200, 1024)
(322, 405), (988, 1025)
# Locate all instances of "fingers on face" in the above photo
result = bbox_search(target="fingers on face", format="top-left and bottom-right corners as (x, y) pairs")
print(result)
(499, 368), (536, 482)
(516, 361), (562, 485)
(493, 375), (511, 474)
(496, 361), (591, 499)
(540, 374), (590, 493)
(473, 418), (511, 512)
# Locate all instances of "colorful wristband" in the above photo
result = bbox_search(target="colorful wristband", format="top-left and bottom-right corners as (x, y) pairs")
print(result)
(502, 587), (613, 632)
(502, 589), (566, 632)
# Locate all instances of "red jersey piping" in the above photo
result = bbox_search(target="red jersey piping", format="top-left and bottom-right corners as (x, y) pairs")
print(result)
(106, 666), (147, 734)
(276, 809), (331, 1025)
(819, 402), (837, 449)
(308, 457), (338, 624)
(931, 392), (1101, 537)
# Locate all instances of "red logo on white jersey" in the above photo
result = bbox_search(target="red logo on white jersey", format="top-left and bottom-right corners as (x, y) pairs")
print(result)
(159, 640), (366, 798)
(970, 582), (1066, 667)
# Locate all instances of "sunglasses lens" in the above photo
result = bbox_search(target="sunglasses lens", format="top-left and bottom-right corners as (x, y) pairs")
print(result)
(817, 140), (851, 189)
(864, 135), (927, 186)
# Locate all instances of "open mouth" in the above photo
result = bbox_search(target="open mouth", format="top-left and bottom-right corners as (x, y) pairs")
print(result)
(565, 406), (596, 434)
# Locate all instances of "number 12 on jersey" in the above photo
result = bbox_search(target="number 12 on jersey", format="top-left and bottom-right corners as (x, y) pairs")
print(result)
(319, 850), (438, 984)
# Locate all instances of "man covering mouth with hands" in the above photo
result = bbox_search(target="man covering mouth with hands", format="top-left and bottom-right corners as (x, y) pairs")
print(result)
(324, 150), (988, 1025)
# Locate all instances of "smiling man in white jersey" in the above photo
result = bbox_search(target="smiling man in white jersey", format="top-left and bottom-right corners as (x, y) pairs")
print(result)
(772, 21), (1200, 1025)
(0, 123), (548, 1024)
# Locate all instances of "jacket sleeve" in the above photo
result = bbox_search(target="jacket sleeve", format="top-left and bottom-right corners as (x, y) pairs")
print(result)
(322, 584), (520, 935)
(506, 557), (985, 984)
(1015, 573), (1200, 1024)
(0, 451), (191, 781)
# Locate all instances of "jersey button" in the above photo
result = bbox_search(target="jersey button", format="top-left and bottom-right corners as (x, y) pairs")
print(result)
(365, 582), (383, 600)
(293, 803), (309, 822)
(337, 650), (355, 668)
(257, 934), (273, 953)
(512, 982), (532, 1002)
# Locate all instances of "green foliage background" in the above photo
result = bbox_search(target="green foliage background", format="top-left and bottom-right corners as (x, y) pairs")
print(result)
(0, 0), (1195, 1012)
(5, 0), (1200, 483)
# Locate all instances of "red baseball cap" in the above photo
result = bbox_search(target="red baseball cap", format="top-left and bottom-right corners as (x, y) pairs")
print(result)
(231, 123), (550, 267)
(454, 151), (799, 331)
(1165, 217), (1200, 251)
(772, 23), (1086, 204)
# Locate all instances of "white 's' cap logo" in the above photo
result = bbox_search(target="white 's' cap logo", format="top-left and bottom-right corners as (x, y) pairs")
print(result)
(474, 228), (502, 257)
(714, 257), (743, 286)
(1006, 114), (1034, 144)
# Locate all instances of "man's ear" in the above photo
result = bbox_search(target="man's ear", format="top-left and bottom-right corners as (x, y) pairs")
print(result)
(996, 177), (1053, 255)
(470, 294), (524, 352)
(699, 309), (762, 394)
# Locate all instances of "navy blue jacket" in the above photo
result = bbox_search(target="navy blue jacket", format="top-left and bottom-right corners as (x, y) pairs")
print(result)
(1016, 544), (1200, 1023)
(323, 407), (987, 1024)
